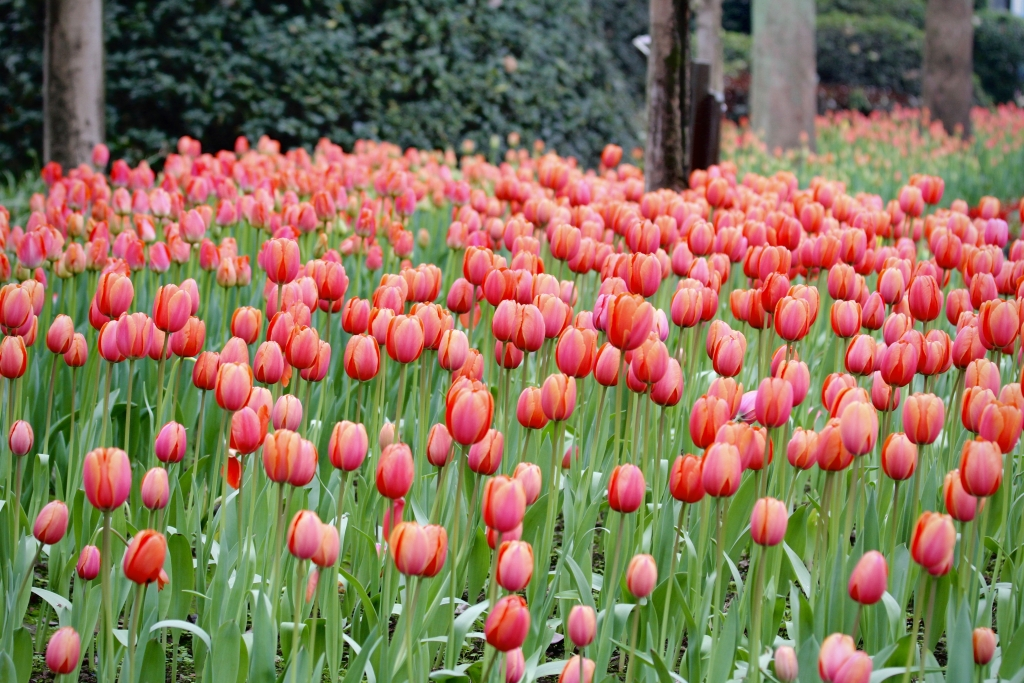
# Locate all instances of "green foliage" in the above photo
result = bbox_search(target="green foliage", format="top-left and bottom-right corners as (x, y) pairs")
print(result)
(816, 11), (924, 95)
(974, 10), (1024, 105)
(722, 31), (752, 80)
(815, 0), (926, 28)
(0, 0), (642, 175)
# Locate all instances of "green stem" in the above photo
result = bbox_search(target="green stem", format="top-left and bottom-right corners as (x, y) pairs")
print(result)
(123, 360), (135, 454)
(127, 582), (145, 683)
(101, 511), (115, 683)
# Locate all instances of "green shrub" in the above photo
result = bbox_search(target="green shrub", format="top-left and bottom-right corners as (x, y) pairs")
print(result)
(1, 0), (642, 175)
(815, 0), (925, 29)
(816, 12), (923, 94)
(974, 10), (1024, 104)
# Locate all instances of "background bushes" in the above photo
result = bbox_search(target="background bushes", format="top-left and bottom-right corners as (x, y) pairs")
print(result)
(1, 0), (644, 175)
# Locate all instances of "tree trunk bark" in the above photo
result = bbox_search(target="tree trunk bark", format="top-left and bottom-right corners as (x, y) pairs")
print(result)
(44, 0), (105, 169)
(750, 0), (817, 152)
(645, 0), (690, 192)
(923, 0), (973, 136)
(696, 0), (724, 94)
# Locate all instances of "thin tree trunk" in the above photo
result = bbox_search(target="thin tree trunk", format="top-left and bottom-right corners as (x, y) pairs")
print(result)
(750, 0), (817, 152)
(923, 0), (973, 136)
(696, 0), (724, 94)
(44, 0), (105, 169)
(645, 0), (690, 192)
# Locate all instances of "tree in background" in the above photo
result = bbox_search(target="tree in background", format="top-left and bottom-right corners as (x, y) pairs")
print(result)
(696, 0), (725, 94)
(750, 0), (817, 151)
(645, 0), (690, 191)
(923, 0), (974, 135)
(43, 0), (104, 168)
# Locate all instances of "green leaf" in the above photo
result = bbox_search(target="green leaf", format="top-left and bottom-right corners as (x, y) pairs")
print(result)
(11, 628), (31, 683)
(0, 652), (18, 683)
(454, 600), (491, 654)
(783, 542), (811, 597)
(149, 619), (212, 650)
(167, 533), (194, 622)
(1002, 619), (1024, 678)
(31, 587), (73, 615)
(563, 554), (597, 613)
(944, 598), (973, 683)
(796, 636), (819, 683)
(139, 639), (166, 683)
(341, 634), (381, 683)
(213, 622), (241, 683)
(339, 567), (379, 631)
(708, 603), (738, 683)
(466, 528), (490, 605)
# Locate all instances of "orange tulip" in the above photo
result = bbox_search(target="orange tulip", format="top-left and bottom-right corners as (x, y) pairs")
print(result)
(943, 469), (978, 522)
(484, 595), (531, 652)
(960, 439), (1002, 497)
(122, 529), (167, 584)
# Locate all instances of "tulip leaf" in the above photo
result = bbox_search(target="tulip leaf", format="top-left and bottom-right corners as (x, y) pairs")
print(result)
(783, 542), (811, 598)
(0, 652), (17, 683)
(707, 603), (738, 683)
(150, 619), (212, 649)
(796, 636), (819, 683)
(138, 639), (166, 683)
(10, 628), (30, 683)
(563, 554), (597, 613)
(533, 660), (571, 677)
(999, 619), (1024, 678)
(944, 597), (973, 683)
(213, 621), (241, 683)
(341, 634), (381, 683)
(168, 533), (194, 622)
(453, 600), (490, 653)
(338, 567), (379, 631)
(31, 587), (72, 616)
(466, 528), (490, 604)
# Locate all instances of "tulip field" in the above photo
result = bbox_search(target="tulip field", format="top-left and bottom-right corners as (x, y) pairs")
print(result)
(3, 111), (1024, 683)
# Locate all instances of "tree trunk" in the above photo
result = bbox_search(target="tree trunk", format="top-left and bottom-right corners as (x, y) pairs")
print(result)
(750, 0), (817, 151)
(923, 0), (973, 136)
(645, 0), (690, 192)
(696, 0), (724, 94)
(44, 0), (105, 169)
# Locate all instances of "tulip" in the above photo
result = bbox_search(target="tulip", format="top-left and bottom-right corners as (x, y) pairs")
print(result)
(965, 358), (1001, 395)
(690, 394), (731, 448)
(446, 381), (494, 445)
(140, 468), (169, 510)
(607, 464), (646, 513)
(537, 374), (577, 423)
(264, 238), (301, 284)
(817, 419), (855, 472)
(7, 419), (33, 456)
(844, 334), (876, 376)
(152, 284), (191, 333)
(625, 553), (657, 598)
(755, 377), (793, 428)
(774, 646), (799, 682)
(701, 443), (742, 497)
(711, 331), (745, 377)
(45, 627), (81, 675)
(787, 428), (819, 470)
(910, 512), (956, 575)
(215, 362), (253, 411)
(978, 298), (1018, 349)
(390, 521), (429, 576)
(63, 333), (88, 367)
(516, 387), (548, 430)
(943, 469), (978, 522)
(839, 402), (878, 456)
(568, 605), (596, 647)
(606, 293), (654, 350)
(426, 423), (454, 467)
(421, 524), (449, 577)
(485, 595), (531, 651)
(46, 314), (74, 354)
(122, 529), (167, 584)
(386, 314), (425, 363)
(558, 656), (596, 683)
(287, 510), (322, 560)
(668, 454), (704, 503)
(262, 429), (308, 484)
(482, 476), (526, 532)
(847, 550), (887, 605)
(438, 329), (469, 371)
(978, 401), (1023, 454)
(343, 335), (380, 381)
(907, 275), (942, 322)
(372, 442), (413, 500)
(328, 421), (368, 471)
(750, 497), (788, 546)
(593, 343), (621, 386)
(496, 540), (534, 591)
(973, 627), (996, 665)
(818, 633), (856, 681)
(83, 447), (132, 511)
(272, 394), (303, 431)
(960, 439), (1002, 497)
(832, 651), (872, 683)
(253, 341), (285, 384)
(503, 465), (539, 509)
(0, 335), (28, 378)
(77, 545), (101, 580)
(506, 648), (527, 683)
(881, 433), (917, 481)
(192, 351), (220, 390)
(33, 500), (69, 545)
(775, 296), (811, 341)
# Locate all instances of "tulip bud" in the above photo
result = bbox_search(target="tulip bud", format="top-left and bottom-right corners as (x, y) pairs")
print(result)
(328, 421), (368, 471)
(8, 419), (33, 456)
(880, 433), (917, 481)
(567, 605), (596, 647)
(910, 511), (956, 576)
(46, 314), (75, 354)
(45, 627), (81, 675)
(512, 462), (542, 505)
(33, 500), (69, 545)
(76, 545), (101, 580)
(421, 524), (449, 577)
(558, 656), (596, 683)
(960, 438), (1002, 497)
(973, 627), (996, 665)
(506, 648), (526, 683)
(668, 454), (704, 503)
(625, 553), (657, 599)
(847, 550), (887, 605)
(818, 633), (856, 681)
(390, 521), (429, 576)
(141, 467), (170, 510)
(122, 529), (167, 584)
(154, 421), (187, 464)
(750, 497), (788, 546)
(377, 443), (414, 499)
(496, 540), (534, 591)
(83, 447), (132, 511)
(943, 469), (978, 522)
(485, 595), (531, 652)
(607, 464), (646, 513)
(774, 646), (799, 682)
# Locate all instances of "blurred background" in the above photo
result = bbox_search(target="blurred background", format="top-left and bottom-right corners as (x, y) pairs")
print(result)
(1, 0), (1023, 179)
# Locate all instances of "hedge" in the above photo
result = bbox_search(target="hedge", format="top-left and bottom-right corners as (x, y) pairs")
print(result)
(1, 0), (643, 175)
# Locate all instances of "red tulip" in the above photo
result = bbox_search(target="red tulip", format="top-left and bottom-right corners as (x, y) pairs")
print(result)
(122, 529), (167, 584)
(910, 511), (956, 576)
(847, 550), (887, 605)
(485, 595), (531, 651)
(607, 464), (645, 513)
(496, 540), (534, 591)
